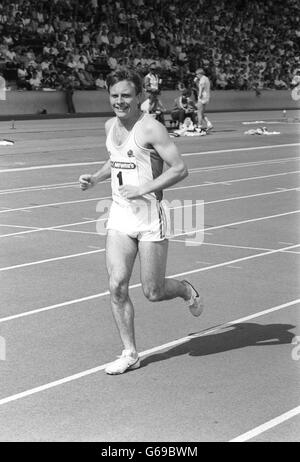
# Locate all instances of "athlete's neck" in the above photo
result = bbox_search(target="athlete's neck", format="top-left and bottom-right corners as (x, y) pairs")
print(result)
(117, 110), (143, 131)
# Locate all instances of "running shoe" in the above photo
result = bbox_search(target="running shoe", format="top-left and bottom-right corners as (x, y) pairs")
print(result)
(182, 280), (204, 317)
(105, 350), (140, 375)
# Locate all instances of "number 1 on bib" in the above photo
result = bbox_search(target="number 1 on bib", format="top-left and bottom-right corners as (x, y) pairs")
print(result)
(117, 171), (123, 186)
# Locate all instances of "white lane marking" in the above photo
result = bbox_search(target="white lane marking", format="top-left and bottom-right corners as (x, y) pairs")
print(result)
(0, 249), (105, 272)
(1, 143), (299, 173)
(229, 405), (300, 442)
(0, 229), (44, 238)
(189, 156), (299, 173)
(173, 210), (300, 237)
(0, 183), (77, 195)
(0, 299), (298, 407)
(0, 243), (298, 324)
(0, 195), (111, 214)
(0, 182), (76, 193)
(171, 187), (299, 209)
(181, 143), (300, 158)
(169, 170), (300, 192)
(0, 224), (39, 229)
(1, 207), (299, 240)
(0, 157), (298, 196)
(171, 240), (300, 255)
(0, 161), (105, 173)
(0, 181), (110, 195)
(49, 228), (99, 235)
(1, 170), (299, 215)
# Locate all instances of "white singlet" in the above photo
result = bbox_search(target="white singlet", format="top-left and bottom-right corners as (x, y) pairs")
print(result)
(197, 75), (210, 104)
(105, 114), (169, 241)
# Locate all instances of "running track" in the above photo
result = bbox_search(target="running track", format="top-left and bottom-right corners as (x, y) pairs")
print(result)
(0, 110), (299, 442)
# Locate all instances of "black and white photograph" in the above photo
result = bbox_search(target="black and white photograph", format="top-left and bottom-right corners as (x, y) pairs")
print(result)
(0, 0), (299, 444)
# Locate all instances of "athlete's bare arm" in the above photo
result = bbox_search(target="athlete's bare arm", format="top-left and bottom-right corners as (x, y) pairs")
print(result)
(79, 118), (114, 190)
(118, 117), (188, 200)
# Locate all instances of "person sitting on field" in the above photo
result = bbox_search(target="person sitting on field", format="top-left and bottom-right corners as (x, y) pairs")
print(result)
(171, 89), (197, 128)
(140, 90), (166, 125)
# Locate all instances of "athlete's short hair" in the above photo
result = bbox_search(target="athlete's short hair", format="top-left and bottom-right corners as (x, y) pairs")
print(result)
(106, 69), (143, 95)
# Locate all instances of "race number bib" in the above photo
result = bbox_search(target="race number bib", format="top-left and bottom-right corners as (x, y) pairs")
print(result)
(110, 160), (139, 201)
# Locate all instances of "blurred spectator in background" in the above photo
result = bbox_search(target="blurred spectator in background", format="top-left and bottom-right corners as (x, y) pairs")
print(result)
(28, 70), (41, 90)
(274, 73), (288, 90)
(62, 72), (76, 113)
(95, 72), (106, 90)
(144, 63), (161, 94)
(0, 71), (6, 100)
(291, 69), (300, 101)
(193, 68), (213, 129)
(140, 89), (166, 125)
(171, 89), (197, 128)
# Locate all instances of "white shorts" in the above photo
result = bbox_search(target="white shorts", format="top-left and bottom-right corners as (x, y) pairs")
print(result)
(106, 199), (169, 241)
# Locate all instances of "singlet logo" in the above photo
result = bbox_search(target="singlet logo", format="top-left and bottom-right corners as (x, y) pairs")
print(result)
(111, 161), (136, 169)
(127, 149), (134, 158)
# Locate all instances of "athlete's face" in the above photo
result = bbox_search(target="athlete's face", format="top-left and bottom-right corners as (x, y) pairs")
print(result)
(109, 80), (140, 120)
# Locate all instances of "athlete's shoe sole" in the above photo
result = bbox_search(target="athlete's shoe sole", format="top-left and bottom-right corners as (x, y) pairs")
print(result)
(182, 280), (204, 317)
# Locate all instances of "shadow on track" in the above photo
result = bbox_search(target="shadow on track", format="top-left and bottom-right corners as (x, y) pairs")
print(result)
(141, 322), (296, 367)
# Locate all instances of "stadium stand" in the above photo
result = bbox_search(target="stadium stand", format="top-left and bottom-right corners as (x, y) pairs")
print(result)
(0, 0), (298, 93)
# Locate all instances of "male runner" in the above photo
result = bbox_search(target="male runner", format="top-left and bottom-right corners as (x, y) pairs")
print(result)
(79, 69), (204, 375)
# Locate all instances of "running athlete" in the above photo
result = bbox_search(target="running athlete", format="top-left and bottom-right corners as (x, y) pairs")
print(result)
(79, 69), (204, 375)
(193, 68), (213, 130)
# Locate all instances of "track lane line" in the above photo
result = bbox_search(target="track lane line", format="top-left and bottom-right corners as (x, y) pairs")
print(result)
(168, 170), (300, 192)
(0, 249), (106, 272)
(1, 208), (299, 241)
(171, 240), (300, 255)
(173, 210), (300, 237)
(0, 143), (299, 173)
(229, 405), (300, 442)
(1, 170), (299, 215)
(0, 243), (298, 324)
(1, 221), (299, 273)
(0, 299), (298, 407)
(0, 157), (298, 195)
(181, 143), (300, 158)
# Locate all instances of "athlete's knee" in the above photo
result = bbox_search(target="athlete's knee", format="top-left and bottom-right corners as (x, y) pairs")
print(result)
(109, 275), (129, 303)
(142, 282), (164, 302)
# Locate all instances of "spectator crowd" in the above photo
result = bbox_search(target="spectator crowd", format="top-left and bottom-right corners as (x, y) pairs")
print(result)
(0, 0), (299, 92)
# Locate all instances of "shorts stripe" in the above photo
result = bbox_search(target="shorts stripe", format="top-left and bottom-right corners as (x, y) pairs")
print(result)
(156, 202), (163, 239)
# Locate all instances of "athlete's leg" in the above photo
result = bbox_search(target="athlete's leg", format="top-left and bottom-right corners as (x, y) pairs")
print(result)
(196, 101), (204, 127)
(202, 103), (213, 129)
(106, 229), (138, 354)
(178, 109), (186, 125)
(138, 239), (189, 301)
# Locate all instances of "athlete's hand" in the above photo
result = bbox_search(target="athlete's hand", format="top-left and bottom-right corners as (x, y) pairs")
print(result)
(79, 174), (95, 191)
(119, 185), (141, 200)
